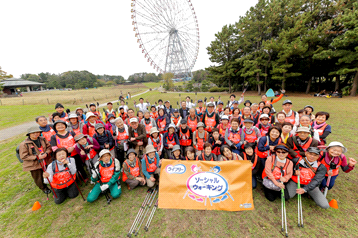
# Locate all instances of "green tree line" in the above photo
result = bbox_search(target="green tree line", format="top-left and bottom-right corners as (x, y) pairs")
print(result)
(206, 0), (358, 96)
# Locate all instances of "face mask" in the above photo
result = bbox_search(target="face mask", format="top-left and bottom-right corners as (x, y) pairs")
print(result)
(110, 119), (115, 123)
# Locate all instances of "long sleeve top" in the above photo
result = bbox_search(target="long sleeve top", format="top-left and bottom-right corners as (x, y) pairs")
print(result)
(319, 152), (355, 174)
(75, 137), (101, 163)
(163, 132), (180, 149)
(141, 153), (160, 179)
(44, 157), (77, 183)
(91, 158), (121, 186)
(265, 155), (293, 186)
(122, 158), (144, 180)
(257, 136), (280, 152)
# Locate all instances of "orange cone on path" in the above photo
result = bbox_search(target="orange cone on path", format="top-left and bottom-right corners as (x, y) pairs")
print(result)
(32, 201), (41, 211)
(329, 199), (338, 209)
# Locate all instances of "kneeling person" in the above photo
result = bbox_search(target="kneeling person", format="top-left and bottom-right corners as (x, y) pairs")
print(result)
(122, 149), (146, 190)
(87, 149), (122, 203)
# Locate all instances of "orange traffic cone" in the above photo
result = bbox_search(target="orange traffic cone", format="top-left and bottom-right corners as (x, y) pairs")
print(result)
(329, 199), (338, 209)
(32, 201), (41, 211)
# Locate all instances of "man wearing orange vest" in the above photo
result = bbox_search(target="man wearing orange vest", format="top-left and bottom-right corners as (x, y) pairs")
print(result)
(282, 99), (299, 127)
(261, 90), (285, 107)
(195, 99), (206, 121)
(87, 149), (122, 203)
(202, 103), (220, 134)
(177, 119), (193, 155)
(128, 117), (147, 157)
(286, 147), (329, 209)
(186, 108), (200, 132)
(286, 127), (319, 159)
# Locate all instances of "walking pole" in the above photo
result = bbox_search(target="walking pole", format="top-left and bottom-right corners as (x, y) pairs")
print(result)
(144, 198), (158, 231)
(324, 163), (335, 197)
(132, 187), (156, 235)
(135, 188), (158, 236)
(35, 154), (57, 199)
(295, 164), (303, 227)
(65, 162), (86, 201)
(280, 167), (288, 237)
(127, 188), (153, 237)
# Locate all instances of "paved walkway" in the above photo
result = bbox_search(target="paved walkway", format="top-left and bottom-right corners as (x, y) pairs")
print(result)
(0, 89), (150, 142)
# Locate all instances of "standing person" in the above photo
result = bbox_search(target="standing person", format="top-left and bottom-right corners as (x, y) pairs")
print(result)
(185, 96), (195, 109)
(209, 128), (225, 156)
(122, 149), (146, 190)
(304, 105), (315, 120)
(169, 145), (185, 160)
(280, 122), (293, 144)
(171, 109), (182, 129)
(118, 100), (128, 113)
(103, 102), (117, 123)
(141, 145), (161, 188)
(163, 124), (180, 158)
(114, 118), (129, 166)
(128, 118), (147, 157)
(93, 124), (115, 158)
(287, 147), (329, 209)
(148, 128), (163, 158)
(52, 103), (68, 121)
(135, 98), (150, 112)
(67, 114), (84, 135)
(287, 127), (318, 159)
(196, 143), (218, 161)
(261, 90), (285, 107)
(178, 119), (193, 155)
(118, 107), (128, 122)
(256, 114), (272, 137)
(193, 122), (209, 155)
(156, 99), (165, 111)
(239, 106), (255, 126)
(251, 103), (260, 123)
(75, 108), (86, 123)
(228, 93), (244, 108)
(124, 108), (138, 125)
(156, 108), (169, 135)
(36, 116), (56, 142)
(43, 148), (78, 204)
(186, 108), (200, 132)
(258, 101), (265, 113)
(319, 142), (356, 191)
(195, 99), (206, 121)
(82, 112), (104, 137)
(225, 118), (243, 154)
(179, 101), (189, 119)
(273, 112), (287, 127)
(164, 100), (174, 117)
(88, 103), (101, 121)
(216, 101), (225, 117)
(261, 106), (275, 124)
(242, 119), (261, 145)
(282, 100), (299, 127)
(217, 115), (230, 138)
(240, 143), (260, 188)
(137, 111), (144, 124)
(150, 105), (158, 120)
(218, 145), (243, 161)
(262, 144), (293, 202)
(206, 96), (217, 109)
(140, 111), (157, 138)
(223, 107), (232, 120)
(202, 103), (220, 134)
(313, 111), (332, 145)
(19, 126), (52, 195)
(87, 149), (122, 203)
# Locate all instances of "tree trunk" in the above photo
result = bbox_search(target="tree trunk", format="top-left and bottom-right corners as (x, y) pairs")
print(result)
(335, 75), (340, 91)
(264, 65), (267, 92)
(228, 77), (232, 94)
(257, 72), (261, 95)
(317, 77), (321, 92)
(306, 77), (313, 94)
(350, 71), (358, 97)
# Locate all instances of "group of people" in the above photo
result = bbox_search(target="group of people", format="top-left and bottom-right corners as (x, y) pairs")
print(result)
(19, 91), (356, 208)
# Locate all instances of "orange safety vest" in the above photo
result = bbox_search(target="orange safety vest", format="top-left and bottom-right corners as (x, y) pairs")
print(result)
(187, 116), (198, 131)
(119, 112), (127, 121)
(243, 129), (258, 143)
(196, 152), (214, 161)
(258, 124), (270, 137)
(217, 124), (228, 138)
(222, 153), (241, 161)
(143, 119), (153, 136)
(228, 129), (241, 145)
(145, 155), (157, 172)
(56, 134), (77, 156)
(122, 159), (140, 182)
(42, 128), (56, 142)
(239, 115), (254, 126)
(50, 162), (76, 189)
(292, 137), (313, 157)
(151, 136), (162, 152)
(72, 126), (81, 135)
(150, 112), (158, 119)
(117, 129), (129, 143)
(171, 116), (180, 126)
(320, 152), (342, 177)
(179, 128), (192, 146)
(204, 114), (216, 132)
(158, 118), (167, 134)
(315, 124), (328, 136)
(196, 107), (206, 120)
(195, 131), (207, 151)
(284, 111), (297, 125)
(243, 153), (258, 170)
(166, 134), (177, 148)
(84, 124), (96, 137)
(262, 155), (290, 180)
(291, 158), (320, 185)
(256, 136), (270, 159)
(98, 161), (115, 183)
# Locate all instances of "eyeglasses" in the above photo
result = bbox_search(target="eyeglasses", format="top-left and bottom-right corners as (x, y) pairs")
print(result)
(276, 151), (288, 154)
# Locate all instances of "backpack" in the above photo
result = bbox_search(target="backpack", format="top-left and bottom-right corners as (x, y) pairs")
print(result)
(16, 145), (24, 163)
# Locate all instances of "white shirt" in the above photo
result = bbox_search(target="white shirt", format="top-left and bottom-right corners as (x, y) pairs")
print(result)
(186, 101), (196, 109)
(118, 105), (128, 113)
(157, 104), (165, 111)
(135, 103), (150, 112)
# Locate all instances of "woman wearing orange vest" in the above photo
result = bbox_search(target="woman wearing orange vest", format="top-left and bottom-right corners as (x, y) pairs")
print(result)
(242, 118), (261, 146)
(163, 124), (180, 159)
(224, 118), (243, 154)
(171, 109), (182, 129)
(193, 122), (209, 155)
(118, 107), (128, 121)
(177, 119), (193, 155)
(141, 145), (161, 188)
(240, 143), (260, 188)
(82, 112), (105, 137)
(141, 111), (157, 138)
(217, 115), (230, 138)
(202, 103), (220, 133)
(156, 108), (169, 135)
(209, 128), (225, 156)
(286, 127), (318, 159)
(68, 113), (84, 135)
(318, 142), (356, 191)
(196, 143), (218, 161)
(184, 146), (196, 160)
(262, 144), (293, 202)
(218, 145), (243, 161)
(148, 127), (163, 158)
(287, 147), (329, 209)
(150, 105), (158, 119)
(312, 111), (332, 145)
(87, 149), (121, 203)
(170, 145), (185, 160)
(256, 114), (271, 137)
(261, 106), (275, 124)
(122, 149), (146, 190)
(115, 117), (129, 165)
(36, 115), (56, 142)
(43, 148), (78, 204)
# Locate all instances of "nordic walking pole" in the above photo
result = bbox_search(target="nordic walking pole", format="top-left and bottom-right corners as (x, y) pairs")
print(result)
(295, 164), (302, 227)
(132, 187), (156, 235)
(324, 163), (335, 197)
(127, 189), (152, 237)
(145, 198), (158, 231)
(281, 167), (288, 237)
(35, 154), (57, 199)
(135, 188), (158, 236)
(65, 162), (85, 201)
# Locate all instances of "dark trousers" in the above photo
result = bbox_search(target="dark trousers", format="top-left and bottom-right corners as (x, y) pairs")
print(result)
(180, 146), (189, 156)
(320, 174), (338, 190)
(264, 185), (289, 202)
(73, 154), (88, 180)
(116, 147), (125, 167)
(54, 182), (79, 204)
(30, 169), (47, 190)
(252, 175), (257, 189)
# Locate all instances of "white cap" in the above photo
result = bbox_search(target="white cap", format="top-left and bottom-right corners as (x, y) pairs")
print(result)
(326, 142), (347, 154)
(85, 112), (96, 121)
(130, 117), (138, 123)
(221, 115), (229, 120)
(99, 149), (111, 158)
(260, 114), (270, 119)
(68, 113), (78, 119)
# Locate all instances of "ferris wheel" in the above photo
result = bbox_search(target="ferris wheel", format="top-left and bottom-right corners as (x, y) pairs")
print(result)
(131, 0), (200, 78)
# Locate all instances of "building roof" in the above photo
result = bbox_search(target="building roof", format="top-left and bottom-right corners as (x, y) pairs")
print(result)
(1, 78), (45, 87)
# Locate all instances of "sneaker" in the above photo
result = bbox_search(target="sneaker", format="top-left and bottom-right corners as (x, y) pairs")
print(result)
(42, 187), (52, 194)
(90, 181), (95, 185)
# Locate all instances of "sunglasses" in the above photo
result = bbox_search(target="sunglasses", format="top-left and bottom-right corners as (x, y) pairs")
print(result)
(276, 151), (288, 154)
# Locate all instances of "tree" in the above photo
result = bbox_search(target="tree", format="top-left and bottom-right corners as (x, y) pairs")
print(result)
(0, 66), (13, 92)
(162, 72), (174, 91)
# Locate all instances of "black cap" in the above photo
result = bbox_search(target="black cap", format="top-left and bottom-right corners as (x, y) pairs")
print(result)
(89, 103), (96, 107)
(307, 147), (320, 155)
(181, 119), (187, 124)
(198, 99), (203, 103)
(55, 103), (64, 109)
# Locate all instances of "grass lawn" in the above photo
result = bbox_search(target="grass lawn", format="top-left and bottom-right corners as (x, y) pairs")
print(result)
(1, 91), (357, 237)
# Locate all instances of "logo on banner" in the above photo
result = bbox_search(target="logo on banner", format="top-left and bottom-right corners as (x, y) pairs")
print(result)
(181, 164), (234, 206)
